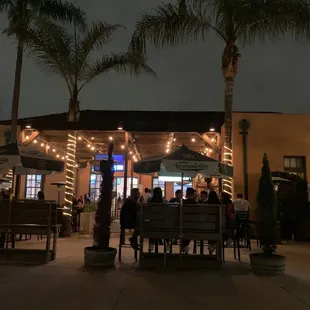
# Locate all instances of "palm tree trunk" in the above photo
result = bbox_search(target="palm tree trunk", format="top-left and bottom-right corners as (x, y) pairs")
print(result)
(223, 76), (234, 197)
(224, 76), (234, 151)
(64, 96), (79, 210)
(10, 39), (24, 143)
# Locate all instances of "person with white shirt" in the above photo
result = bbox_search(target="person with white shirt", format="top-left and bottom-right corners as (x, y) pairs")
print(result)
(233, 193), (251, 211)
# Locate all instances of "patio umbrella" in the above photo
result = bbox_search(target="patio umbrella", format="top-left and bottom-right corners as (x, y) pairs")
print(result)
(0, 143), (64, 174)
(133, 145), (233, 178)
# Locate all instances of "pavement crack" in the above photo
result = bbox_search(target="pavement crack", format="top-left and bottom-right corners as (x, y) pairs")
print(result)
(112, 277), (128, 310)
(278, 283), (310, 308)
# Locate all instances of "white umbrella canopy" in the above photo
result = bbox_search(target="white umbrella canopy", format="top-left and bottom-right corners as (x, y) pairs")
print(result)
(134, 145), (233, 178)
(0, 143), (64, 174)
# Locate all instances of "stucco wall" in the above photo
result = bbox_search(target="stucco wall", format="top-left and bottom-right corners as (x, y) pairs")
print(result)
(232, 113), (310, 208)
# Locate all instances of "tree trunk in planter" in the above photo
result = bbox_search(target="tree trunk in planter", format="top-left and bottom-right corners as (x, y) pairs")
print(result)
(85, 142), (116, 268)
(93, 142), (114, 248)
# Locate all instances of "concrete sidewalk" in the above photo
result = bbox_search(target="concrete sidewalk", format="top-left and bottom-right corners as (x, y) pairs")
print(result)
(0, 236), (310, 310)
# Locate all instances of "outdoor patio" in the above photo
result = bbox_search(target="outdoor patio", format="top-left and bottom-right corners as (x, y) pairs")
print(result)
(0, 229), (310, 310)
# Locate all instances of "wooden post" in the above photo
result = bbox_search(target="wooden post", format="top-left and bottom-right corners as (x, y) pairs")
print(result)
(123, 132), (129, 200)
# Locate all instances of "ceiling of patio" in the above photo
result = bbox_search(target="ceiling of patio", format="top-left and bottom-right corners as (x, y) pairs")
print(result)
(33, 130), (219, 161)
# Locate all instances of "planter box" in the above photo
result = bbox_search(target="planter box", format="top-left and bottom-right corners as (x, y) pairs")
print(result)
(80, 212), (95, 236)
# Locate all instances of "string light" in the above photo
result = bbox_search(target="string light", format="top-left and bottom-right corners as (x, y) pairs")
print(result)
(109, 136), (113, 141)
(64, 133), (77, 207)
(52, 149), (56, 152)
(56, 154), (60, 158)
(191, 138), (195, 142)
(40, 143), (44, 147)
(25, 136), (29, 140)
(33, 139), (37, 144)
(211, 138), (215, 142)
(91, 137), (94, 140)
(78, 136), (82, 140)
(121, 145), (125, 149)
(87, 144), (91, 148)
(91, 146), (95, 151)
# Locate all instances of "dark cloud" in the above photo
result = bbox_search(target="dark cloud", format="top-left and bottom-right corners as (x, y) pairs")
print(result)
(0, 0), (309, 120)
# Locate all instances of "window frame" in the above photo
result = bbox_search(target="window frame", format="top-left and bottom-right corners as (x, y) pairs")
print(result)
(283, 156), (307, 180)
(24, 174), (42, 199)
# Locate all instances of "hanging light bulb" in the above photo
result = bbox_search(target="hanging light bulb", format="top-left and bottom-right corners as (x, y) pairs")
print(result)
(78, 136), (82, 140)
(166, 149), (170, 153)
(91, 137), (94, 140)
(191, 138), (195, 142)
(130, 151), (133, 154)
(40, 143), (44, 147)
(46, 145), (50, 150)
(56, 154), (60, 158)
(91, 146), (95, 151)
(211, 138), (215, 142)
(209, 149), (213, 153)
(173, 138), (176, 142)
(109, 136), (113, 141)
(33, 139), (37, 144)
(121, 145), (125, 149)
(75, 164), (79, 167)
(62, 156), (65, 160)
(87, 144), (91, 148)
(52, 149), (56, 152)
(25, 136), (29, 140)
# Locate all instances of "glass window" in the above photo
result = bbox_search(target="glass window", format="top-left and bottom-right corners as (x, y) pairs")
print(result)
(89, 175), (136, 201)
(283, 156), (306, 180)
(25, 175), (42, 199)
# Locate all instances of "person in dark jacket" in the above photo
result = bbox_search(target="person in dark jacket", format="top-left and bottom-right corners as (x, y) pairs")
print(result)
(120, 188), (140, 250)
(169, 189), (182, 203)
(148, 187), (165, 252)
(199, 190), (208, 203)
(182, 187), (197, 254)
(37, 191), (45, 200)
(207, 191), (221, 254)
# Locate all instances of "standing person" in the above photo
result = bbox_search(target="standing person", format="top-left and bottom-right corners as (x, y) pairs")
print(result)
(169, 189), (182, 203)
(220, 192), (236, 247)
(207, 191), (221, 254)
(120, 188), (141, 250)
(140, 188), (152, 203)
(148, 187), (165, 252)
(199, 190), (208, 203)
(182, 187), (197, 254)
(233, 193), (251, 212)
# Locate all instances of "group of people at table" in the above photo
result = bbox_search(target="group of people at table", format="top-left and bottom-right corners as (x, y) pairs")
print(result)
(120, 187), (251, 255)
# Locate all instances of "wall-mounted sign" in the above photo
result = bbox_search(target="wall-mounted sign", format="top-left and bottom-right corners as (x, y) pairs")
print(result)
(93, 154), (124, 172)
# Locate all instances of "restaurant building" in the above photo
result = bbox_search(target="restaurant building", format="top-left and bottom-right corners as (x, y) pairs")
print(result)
(1, 110), (310, 210)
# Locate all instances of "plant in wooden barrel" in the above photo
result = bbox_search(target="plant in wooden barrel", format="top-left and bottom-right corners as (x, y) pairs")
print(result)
(84, 142), (117, 268)
(250, 153), (285, 275)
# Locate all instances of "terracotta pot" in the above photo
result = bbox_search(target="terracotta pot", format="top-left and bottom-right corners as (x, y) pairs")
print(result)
(84, 246), (117, 268)
(250, 253), (286, 276)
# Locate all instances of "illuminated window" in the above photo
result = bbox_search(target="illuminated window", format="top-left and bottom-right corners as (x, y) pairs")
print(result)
(89, 175), (138, 201)
(25, 175), (42, 199)
(152, 177), (166, 198)
(283, 156), (306, 179)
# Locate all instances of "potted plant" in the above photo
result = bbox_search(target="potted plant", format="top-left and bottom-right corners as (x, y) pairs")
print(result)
(84, 142), (117, 268)
(250, 153), (286, 275)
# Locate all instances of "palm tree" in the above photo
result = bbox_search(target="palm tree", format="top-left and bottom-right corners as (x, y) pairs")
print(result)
(0, 0), (85, 143)
(27, 20), (155, 209)
(130, 0), (310, 196)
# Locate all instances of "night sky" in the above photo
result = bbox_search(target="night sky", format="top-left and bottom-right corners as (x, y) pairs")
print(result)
(0, 0), (310, 120)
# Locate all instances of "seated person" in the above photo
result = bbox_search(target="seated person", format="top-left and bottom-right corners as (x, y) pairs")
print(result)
(120, 188), (140, 250)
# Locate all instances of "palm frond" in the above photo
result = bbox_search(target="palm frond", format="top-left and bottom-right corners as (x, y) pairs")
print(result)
(129, 2), (218, 55)
(35, 0), (86, 29)
(77, 21), (124, 72)
(78, 52), (156, 92)
(26, 19), (75, 94)
(0, 0), (13, 11)
(235, 0), (310, 43)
